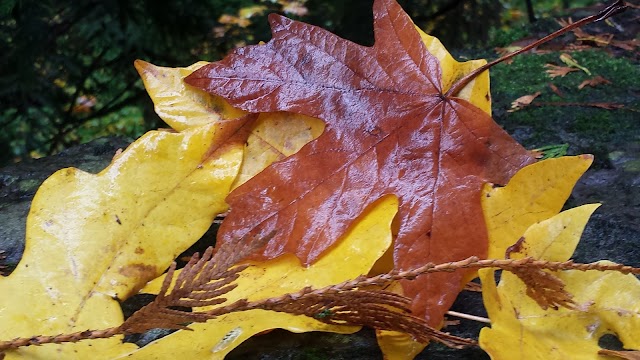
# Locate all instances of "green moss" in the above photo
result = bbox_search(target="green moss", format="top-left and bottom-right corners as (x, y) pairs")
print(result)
(489, 49), (639, 165)
(299, 349), (328, 360)
(17, 179), (41, 193)
(623, 159), (640, 172)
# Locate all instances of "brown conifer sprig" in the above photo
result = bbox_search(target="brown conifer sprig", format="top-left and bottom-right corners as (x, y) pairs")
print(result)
(121, 253), (640, 347)
(121, 231), (275, 333)
(509, 267), (575, 310)
(2, 255), (639, 352)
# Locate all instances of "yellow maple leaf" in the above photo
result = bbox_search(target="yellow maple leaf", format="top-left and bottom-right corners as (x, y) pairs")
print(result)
(384, 156), (594, 359)
(482, 155), (593, 259)
(479, 156), (640, 358)
(118, 196), (398, 359)
(479, 264), (640, 359)
(416, 27), (491, 115)
(135, 60), (325, 189)
(0, 123), (243, 359)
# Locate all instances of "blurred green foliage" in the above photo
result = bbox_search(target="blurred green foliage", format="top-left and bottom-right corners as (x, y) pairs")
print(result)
(0, 0), (594, 166)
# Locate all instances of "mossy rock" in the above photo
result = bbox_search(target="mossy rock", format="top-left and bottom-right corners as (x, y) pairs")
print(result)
(491, 50), (639, 165)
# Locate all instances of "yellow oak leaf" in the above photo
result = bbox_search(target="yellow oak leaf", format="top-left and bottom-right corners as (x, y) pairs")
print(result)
(479, 156), (640, 358)
(119, 195), (398, 359)
(0, 123), (243, 359)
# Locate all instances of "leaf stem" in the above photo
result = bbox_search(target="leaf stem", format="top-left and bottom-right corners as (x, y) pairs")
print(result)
(446, 310), (491, 324)
(445, 0), (627, 98)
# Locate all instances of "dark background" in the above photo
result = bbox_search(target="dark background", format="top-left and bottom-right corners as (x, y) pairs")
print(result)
(0, 0), (596, 167)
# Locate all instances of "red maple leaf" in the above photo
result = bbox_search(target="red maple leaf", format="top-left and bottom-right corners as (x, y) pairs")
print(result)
(186, 0), (535, 325)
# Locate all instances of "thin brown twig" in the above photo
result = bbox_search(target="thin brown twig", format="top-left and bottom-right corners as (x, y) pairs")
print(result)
(445, 0), (627, 98)
(532, 101), (625, 110)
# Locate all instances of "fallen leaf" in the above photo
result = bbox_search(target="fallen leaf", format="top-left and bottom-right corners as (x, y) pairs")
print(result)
(185, 0), (535, 327)
(494, 46), (522, 64)
(508, 91), (541, 112)
(479, 156), (640, 359)
(121, 196), (398, 359)
(238, 5), (268, 19)
(479, 263), (640, 360)
(609, 38), (639, 51)
(578, 75), (612, 90)
(231, 112), (325, 189)
(560, 53), (591, 75)
(481, 155), (593, 259)
(548, 83), (564, 97)
(558, 18), (638, 51)
(0, 122), (245, 359)
(532, 101), (624, 110)
(218, 14), (250, 28)
(586, 102), (624, 110)
(376, 329), (427, 360)
(134, 60), (247, 132)
(135, 60), (325, 190)
(544, 64), (579, 78)
(281, 1), (308, 16)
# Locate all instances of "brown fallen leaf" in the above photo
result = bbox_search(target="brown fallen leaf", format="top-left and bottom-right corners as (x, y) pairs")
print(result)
(186, 0), (535, 326)
(578, 75), (612, 90)
(585, 102), (624, 110)
(508, 91), (541, 112)
(548, 83), (564, 97)
(494, 46), (521, 64)
(558, 18), (639, 52)
(545, 64), (580, 78)
(610, 38), (639, 51)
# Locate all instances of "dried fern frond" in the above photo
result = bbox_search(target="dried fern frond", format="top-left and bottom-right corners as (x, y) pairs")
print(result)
(121, 231), (275, 333)
(510, 267), (574, 310)
(224, 285), (476, 348)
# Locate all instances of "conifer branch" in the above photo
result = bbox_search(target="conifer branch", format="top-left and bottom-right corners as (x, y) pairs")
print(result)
(0, 327), (122, 352)
(2, 255), (639, 352)
(121, 231), (275, 333)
